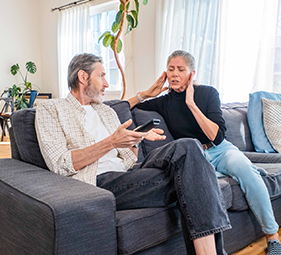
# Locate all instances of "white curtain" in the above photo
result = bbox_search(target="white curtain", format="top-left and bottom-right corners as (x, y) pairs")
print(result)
(57, 4), (91, 98)
(155, 0), (220, 85)
(219, 0), (280, 102)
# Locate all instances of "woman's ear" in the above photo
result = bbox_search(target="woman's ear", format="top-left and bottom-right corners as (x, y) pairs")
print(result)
(77, 70), (88, 87)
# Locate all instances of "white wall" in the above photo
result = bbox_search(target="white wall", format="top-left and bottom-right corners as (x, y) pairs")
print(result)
(132, 1), (156, 95)
(0, 0), (42, 96)
(39, 0), (70, 98)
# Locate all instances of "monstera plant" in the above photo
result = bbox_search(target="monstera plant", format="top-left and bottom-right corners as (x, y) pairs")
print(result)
(10, 61), (37, 91)
(99, 0), (149, 99)
(9, 61), (38, 109)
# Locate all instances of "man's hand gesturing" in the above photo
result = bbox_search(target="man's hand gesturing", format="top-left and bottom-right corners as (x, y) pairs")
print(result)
(110, 119), (147, 148)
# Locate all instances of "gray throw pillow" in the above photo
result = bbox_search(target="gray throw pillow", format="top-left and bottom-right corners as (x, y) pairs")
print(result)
(262, 98), (281, 153)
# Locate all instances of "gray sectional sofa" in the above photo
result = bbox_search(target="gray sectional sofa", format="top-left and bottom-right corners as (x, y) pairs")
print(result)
(0, 100), (280, 255)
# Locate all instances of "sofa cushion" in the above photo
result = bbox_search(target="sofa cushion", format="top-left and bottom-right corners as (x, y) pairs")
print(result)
(116, 203), (181, 255)
(244, 152), (281, 163)
(221, 103), (254, 152)
(262, 98), (281, 153)
(257, 163), (281, 199)
(10, 109), (48, 169)
(247, 91), (281, 153)
(222, 163), (281, 211)
(131, 108), (174, 157)
(104, 100), (136, 130)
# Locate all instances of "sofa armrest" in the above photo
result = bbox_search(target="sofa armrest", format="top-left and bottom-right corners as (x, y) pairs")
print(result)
(243, 152), (281, 163)
(0, 159), (117, 255)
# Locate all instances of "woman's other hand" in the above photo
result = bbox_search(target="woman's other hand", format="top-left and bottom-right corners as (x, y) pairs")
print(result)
(185, 72), (195, 107)
(144, 128), (166, 141)
(127, 72), (168, 109)
(144, 72), (168, 98)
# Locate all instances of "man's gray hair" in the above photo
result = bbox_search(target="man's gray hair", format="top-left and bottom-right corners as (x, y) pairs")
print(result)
(68, 53), (103, 91)
(167, 50), (196, 72)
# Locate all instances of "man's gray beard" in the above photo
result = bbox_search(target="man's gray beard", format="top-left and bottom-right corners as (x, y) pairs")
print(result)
(84, 80), (103, 104)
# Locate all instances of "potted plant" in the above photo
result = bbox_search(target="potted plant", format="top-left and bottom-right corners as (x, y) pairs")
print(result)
(6, 61), (39, 110)
(99, 0), (149, 99)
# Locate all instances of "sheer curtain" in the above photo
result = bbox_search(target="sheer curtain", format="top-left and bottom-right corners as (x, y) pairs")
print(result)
(155, 0), (221, 86)
(219, 0), (280, 102)
(274, 2), (281, 93)
(57, 4), (91, 98)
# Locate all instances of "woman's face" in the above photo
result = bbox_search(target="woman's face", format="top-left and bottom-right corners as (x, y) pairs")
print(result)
(167, 56), (195, 92)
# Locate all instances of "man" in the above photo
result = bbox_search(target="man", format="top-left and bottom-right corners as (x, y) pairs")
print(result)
(35, 53), (231, 255)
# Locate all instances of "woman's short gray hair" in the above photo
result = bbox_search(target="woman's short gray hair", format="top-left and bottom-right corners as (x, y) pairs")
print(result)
(167, 50), (196, 72)
(68, 53), (103, 91)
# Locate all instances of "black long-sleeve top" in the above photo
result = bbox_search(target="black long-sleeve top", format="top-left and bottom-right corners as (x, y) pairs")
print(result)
(135, 85), (226, 145)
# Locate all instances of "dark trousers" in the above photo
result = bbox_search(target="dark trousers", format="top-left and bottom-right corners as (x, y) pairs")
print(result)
(97, 138), (231, 255)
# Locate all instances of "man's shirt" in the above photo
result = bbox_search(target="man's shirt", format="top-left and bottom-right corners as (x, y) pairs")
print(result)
(82, 105), (126, 175)
(35, 93), (136, 186)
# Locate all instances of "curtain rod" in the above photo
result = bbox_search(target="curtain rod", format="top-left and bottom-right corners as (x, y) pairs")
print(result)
(51, 0), (93, 12)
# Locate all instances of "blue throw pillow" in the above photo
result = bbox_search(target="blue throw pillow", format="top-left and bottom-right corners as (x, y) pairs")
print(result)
(247, 91), (281, 152)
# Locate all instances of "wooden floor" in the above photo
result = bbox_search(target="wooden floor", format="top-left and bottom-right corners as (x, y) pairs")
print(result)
(0, 135), (11, 158)
(232, 228), (281, 255)
(0, 135), (280, 254)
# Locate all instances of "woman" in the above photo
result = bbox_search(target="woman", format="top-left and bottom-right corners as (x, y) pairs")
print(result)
(128, 50), (281, 255)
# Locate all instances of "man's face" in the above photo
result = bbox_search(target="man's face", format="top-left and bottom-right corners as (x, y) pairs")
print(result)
(167, 57), (193, 92)
(83, 62), (109, 104)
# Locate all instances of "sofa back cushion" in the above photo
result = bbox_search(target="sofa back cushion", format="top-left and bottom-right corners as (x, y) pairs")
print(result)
(221, 103), (254, 152)
(10, 109), (48, 169)
(104, 100), (136, 130)
(131, 108), (174, 158)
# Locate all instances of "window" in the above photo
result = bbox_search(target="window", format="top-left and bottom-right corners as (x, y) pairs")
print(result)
(89, 1), (124, 92)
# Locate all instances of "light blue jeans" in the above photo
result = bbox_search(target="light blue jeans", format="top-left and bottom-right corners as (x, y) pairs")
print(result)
(204, 139), (279, 234)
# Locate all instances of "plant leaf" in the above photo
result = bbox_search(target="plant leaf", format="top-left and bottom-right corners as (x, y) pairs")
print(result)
(110, 38), (115, 51)
(26, 61), (37, 74)
(98, 31), (110, 42)
(11, 64), (19, 75)
(120, 4), (124, 11)
(115, 10), (123, 26)
(112, 21), (121, 33)
(117, 39), (123, 53)
(110, 37), (122, 53)
(131, 10), (139, 28)
(103, 34), (114, 47)
(126, 1), (130, 10)
(134, 0), (140, 12)
(9, 84), (21, 98)
(126, 14), (135, 34)
(143, 0), (148, 5)
(15, 97), (28, 110)
(25, 82), (32, 90)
